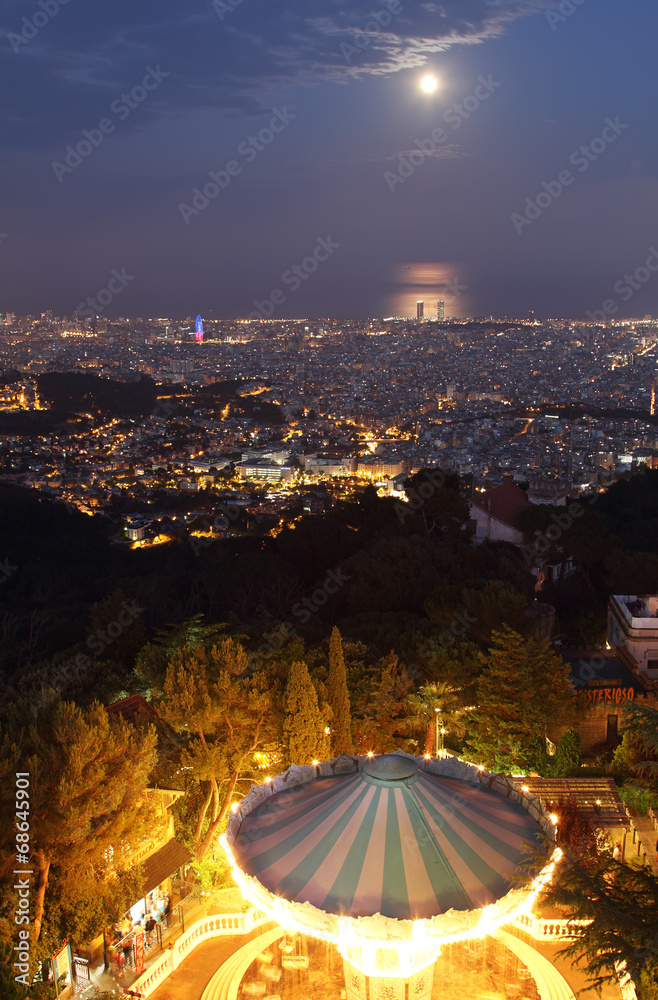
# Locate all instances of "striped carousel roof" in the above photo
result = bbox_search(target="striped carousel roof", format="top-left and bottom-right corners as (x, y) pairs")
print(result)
(233, 755), (543, 921)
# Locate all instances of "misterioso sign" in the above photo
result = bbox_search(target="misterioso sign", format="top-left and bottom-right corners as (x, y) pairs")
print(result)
(579, 687), (635, 705)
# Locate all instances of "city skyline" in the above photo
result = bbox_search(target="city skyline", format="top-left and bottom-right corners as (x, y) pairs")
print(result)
(0, 0), (656, 319)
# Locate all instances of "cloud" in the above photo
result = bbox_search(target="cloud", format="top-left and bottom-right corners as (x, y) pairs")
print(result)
(0, 0), (558, 150)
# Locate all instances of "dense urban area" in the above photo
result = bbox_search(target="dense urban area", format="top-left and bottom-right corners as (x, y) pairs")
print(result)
(1, 312), (657, 544)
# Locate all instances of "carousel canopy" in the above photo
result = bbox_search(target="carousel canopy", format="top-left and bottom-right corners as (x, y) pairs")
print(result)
(233, 755), (544, 921)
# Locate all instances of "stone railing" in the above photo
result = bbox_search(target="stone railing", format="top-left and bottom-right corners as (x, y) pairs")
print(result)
(512, 911), (590, 941)
(130, 908), (268, 997)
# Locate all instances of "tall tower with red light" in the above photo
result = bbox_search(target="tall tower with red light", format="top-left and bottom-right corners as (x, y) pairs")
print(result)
(195, 315), (203, 343)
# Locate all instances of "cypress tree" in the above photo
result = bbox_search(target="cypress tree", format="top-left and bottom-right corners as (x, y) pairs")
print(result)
(283, 660), (327, 765)
(328, 627), (353, 755)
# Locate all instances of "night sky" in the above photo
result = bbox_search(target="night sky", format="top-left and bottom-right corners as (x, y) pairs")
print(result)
(0, 0), (655, 320)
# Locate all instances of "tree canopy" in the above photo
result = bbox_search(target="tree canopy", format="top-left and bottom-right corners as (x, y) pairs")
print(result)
(466, 627), (574, 772)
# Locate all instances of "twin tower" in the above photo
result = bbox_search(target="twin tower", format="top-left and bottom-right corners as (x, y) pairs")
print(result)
(416, 300), (444, 321)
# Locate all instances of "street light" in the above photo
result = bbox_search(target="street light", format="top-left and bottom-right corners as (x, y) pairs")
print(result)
(434, 708), (446, 757)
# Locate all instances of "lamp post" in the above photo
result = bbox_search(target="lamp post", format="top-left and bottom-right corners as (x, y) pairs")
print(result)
(434, 708), (447, 757)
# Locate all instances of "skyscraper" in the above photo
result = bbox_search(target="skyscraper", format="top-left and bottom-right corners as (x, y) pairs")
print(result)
(195, 315), (203, 343)
(416, 301), (424, 321)
(437, 300), (444, 320)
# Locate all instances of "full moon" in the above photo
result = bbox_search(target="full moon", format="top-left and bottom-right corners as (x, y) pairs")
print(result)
(420, 74), (439, 93)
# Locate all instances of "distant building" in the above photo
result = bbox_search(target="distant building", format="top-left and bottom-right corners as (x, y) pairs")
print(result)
(437, 300), (444, 320)
(469, 482), (530, 545)
(527, 480), (570, 506)
(195, 315), (203, 343)
(416, 301), (424, 321)
(305, 456), (356, 477)
(170, 359), (194, 375)
(236, 460), (292, 482)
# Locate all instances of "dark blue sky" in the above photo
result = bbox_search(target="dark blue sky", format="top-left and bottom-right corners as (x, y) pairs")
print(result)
(0, 0), (655, 320)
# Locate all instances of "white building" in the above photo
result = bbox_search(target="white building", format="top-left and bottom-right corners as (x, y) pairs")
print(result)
(608, 595), (658, 679)
(304, 456), (357, 477)
(236, 461), (292, 483)
(469, 483), (530, 545)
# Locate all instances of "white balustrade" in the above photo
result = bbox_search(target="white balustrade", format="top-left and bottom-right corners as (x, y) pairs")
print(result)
(130, 909), (268, 996)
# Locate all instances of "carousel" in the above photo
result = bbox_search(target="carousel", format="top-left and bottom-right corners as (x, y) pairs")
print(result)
(221, 752), (561, 1000)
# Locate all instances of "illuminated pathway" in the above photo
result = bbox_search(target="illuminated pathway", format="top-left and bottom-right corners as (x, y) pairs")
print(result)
(200, 926), (284, 1000)
(147, 935), (256, 1000)
(497, 931), (576, 1000)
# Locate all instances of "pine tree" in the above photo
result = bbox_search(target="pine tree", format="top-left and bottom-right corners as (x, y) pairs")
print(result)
(354, 654), (413, 755)
(159, 638), (281, 861)
(540, 847), (658, 996)
(0, 700), (158, 952)
(327, 627), (353, 755)
(283, 660), (328, 765)
(552, 727), (581, 776)
(466, 627), (574, 772)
